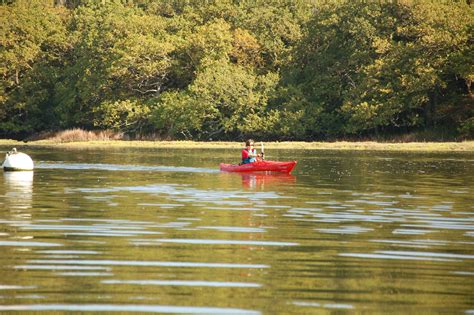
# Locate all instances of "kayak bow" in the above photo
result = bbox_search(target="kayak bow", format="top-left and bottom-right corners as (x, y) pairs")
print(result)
(220, 160), (297, 173)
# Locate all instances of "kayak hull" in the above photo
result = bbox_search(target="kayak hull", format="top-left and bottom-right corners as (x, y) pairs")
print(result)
(220, 160), (297, 173)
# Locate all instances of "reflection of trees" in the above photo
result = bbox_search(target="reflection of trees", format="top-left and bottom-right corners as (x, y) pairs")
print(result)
(52, 168), (290, 309)
(2, 149), (473, 313)
(271, 150), (474, 312)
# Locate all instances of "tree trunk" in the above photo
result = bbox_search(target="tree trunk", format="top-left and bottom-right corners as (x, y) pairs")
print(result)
(466, 79), (473, 97)
(425, 90), (438, 128)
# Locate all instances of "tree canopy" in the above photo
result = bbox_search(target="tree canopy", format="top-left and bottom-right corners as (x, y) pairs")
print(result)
(1, 0), (473, 140)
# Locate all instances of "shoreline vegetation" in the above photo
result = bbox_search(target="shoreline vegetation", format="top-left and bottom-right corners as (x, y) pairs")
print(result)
(0, 130), (474, 152)
(1, 140), (473, 153)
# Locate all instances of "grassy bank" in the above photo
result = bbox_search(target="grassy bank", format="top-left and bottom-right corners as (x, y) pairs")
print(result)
(1, 139), (474, 152)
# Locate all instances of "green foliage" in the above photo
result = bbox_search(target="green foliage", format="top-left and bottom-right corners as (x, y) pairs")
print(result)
(0, 1), (69, 134)
(189, 60), (279, 136)
(186, 19), (233, 65)
(230, 28), (262, 67)
(459, 117), (474, 138)
(51, 2), (176, 128)
(285, 0), (473, 138)
(342, 1), (473, 133)
(151, 60), (279, 139)
(93, 99), (153, 133)
(151, 90), (210, 139)
(233, 1), (309, 70)
(1, 0), (472, 140)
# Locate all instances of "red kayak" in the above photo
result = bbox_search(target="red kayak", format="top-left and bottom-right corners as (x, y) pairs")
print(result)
(220, 160), (297, 173)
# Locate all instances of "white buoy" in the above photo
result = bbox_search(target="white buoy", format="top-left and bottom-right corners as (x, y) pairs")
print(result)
(2, 148), (34, 171)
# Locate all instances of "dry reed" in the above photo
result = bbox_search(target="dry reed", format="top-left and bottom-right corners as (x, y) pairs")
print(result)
(30, 128), (124, 143)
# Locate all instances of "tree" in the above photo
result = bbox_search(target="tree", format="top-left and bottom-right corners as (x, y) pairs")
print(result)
(285, 0), (473, 138)
(53, 2), (175, 129)
(0, 0), (68, 135)
(152, 60), (279, 139)
(1, 0), (472, 140)
(341, 1), (473, 134)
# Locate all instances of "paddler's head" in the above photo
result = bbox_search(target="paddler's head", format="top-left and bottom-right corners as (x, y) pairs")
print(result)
(245, 139), (254, 149)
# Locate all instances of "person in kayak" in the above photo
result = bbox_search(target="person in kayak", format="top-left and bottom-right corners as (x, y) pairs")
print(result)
(241, 139), (263, 164)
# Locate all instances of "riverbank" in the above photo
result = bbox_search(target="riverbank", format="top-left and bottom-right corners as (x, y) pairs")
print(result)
(1, 139), (474, 152)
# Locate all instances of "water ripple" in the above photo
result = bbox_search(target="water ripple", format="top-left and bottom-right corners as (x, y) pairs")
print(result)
(15, 265), (111, 270)
(136, 238), (298, 246)
(36, 162), (219, 174)
(26, 259), (269, 269)
(0, 241), (62, 247)
(292, 301), (354, 310)
(0, 304), (261, 314)
(71, 184), (283, 202)
(102, 279), (261, 288)
(37, 250), (100, 255)
(317, 226), (373, 234)
(339, 253), (456, 262)
(56, 272), (113, 277)
(198, 226), (267, 233)
(10, 223), (162, 238)
(0, 285), (36, 290)
(339, 250), (474, 262)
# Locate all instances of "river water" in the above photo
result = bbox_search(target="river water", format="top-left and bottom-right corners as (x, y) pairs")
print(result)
(0, 146), (473, 314)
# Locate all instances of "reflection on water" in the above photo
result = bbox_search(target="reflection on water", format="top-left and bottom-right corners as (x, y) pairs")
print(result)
(0, 147), (473, 314)
(3, 171), (33, 210)
(239, 172), (296, 190)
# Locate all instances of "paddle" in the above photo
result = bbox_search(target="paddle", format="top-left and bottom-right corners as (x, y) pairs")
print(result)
(260, 142), (265, 160)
